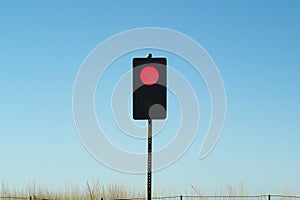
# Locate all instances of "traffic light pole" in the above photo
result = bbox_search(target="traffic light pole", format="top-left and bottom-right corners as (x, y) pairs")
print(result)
(147, 119), (152, 200)
(147, 54), (153, 200)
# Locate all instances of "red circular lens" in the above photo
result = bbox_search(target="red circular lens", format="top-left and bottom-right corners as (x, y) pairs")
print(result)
(140, 66), (159, 85)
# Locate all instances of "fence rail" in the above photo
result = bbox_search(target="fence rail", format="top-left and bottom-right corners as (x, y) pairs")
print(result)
(116, 195), (300, 200)
(1, 195), (300, 200)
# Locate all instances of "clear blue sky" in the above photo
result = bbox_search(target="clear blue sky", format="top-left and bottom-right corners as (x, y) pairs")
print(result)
(0, 0), (300, 195)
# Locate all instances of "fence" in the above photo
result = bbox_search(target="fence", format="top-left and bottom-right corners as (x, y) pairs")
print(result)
(148, 195), (300, 200)
(1, 195), (300, 200)
(121, 195), (300, 200)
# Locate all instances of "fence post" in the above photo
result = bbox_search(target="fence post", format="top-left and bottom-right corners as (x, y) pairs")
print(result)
(268, 195), (271, 200)
(180, 195), (183, 200)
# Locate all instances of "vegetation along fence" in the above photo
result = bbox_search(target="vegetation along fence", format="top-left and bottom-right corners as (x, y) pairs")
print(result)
(1, 194), (300, 200)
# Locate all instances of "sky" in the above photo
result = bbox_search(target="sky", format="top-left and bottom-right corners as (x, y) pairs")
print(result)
(0, 0), (300, 195)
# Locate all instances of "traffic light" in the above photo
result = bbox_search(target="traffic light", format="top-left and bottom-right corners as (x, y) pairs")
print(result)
(133, 54), (167, 120)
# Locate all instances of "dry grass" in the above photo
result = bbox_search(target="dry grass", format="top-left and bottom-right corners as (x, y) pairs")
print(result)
(0, 182), (297, 200)
(189, 183), (268, 200)
(0, 181), (144, 200)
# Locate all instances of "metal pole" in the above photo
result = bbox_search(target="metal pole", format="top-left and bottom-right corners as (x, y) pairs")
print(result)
(147, 53), (153, 200)
(147, 119), (152, 200)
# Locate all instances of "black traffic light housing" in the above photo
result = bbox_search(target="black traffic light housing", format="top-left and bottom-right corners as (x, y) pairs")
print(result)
(133, 54), (167, 120)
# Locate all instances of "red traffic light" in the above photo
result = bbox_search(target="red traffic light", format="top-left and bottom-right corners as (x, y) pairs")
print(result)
(140, 66), (159, 86)
(133, 56), (167, 120)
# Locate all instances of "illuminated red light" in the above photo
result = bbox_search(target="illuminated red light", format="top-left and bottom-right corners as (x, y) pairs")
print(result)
(140, 66), (159, 85)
